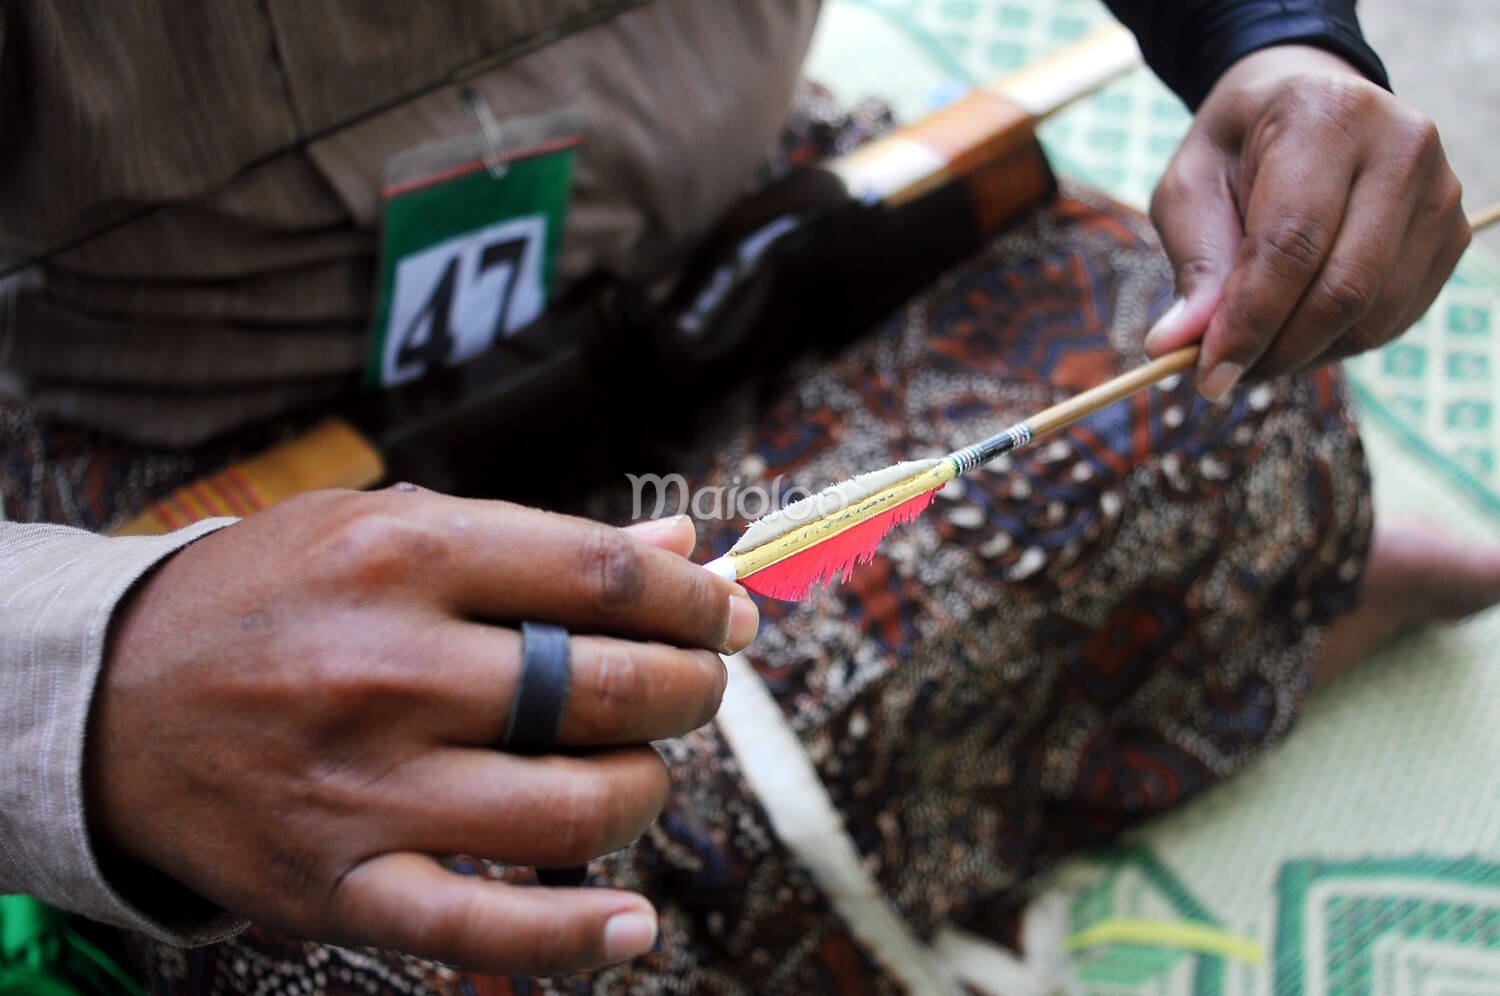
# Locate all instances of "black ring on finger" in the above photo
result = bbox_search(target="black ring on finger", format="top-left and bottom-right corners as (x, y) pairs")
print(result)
(503, 622), (571, 752)
(505, 622), (587, 887)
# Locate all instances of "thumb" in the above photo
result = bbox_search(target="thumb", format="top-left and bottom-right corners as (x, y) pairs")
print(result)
(1143, 135), (1241, 357)
(622, 514), (697, 558)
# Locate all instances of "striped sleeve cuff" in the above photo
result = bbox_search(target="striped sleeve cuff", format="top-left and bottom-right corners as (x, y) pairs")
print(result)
(0, 519), (249, 946)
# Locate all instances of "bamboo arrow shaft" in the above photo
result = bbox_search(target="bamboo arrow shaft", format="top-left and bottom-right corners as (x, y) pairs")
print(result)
(1027, 346), (1199, 441)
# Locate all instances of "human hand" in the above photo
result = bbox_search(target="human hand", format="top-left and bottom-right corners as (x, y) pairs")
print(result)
(88, 488), (757, 975)
(1143, 44), (1470, 399)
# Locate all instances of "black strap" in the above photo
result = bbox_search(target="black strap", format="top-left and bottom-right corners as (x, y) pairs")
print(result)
(504, 622), (572, 752)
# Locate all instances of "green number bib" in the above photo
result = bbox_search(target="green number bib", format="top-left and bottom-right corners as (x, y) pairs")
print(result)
(367, 113), (579, 388)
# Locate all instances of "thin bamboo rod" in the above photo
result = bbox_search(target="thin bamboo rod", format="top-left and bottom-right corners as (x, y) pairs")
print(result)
(1469, 200), (1500, 234)
(1027, 346), (1198, 440)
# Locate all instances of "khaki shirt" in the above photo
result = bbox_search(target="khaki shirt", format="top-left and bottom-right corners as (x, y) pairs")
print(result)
(1, 0), (818, 444)
(0, 0), (819, 944)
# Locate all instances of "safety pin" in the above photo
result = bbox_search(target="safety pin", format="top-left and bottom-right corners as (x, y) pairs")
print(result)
(462, 87), (510, 181)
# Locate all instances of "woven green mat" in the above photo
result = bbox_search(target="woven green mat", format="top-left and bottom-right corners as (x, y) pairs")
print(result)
(808, 0), (1500, 520)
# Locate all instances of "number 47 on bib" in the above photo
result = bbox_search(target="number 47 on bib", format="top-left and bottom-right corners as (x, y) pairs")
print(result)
(367, 115), (580, 389)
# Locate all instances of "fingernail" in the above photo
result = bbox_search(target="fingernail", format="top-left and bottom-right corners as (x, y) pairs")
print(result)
(603, 910), (658, 961)
(1199, 361), (1245, 403)
(622, 515), (691, 544)
(1143, 297), (1187, 355)
(721, 591), (760, 654)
